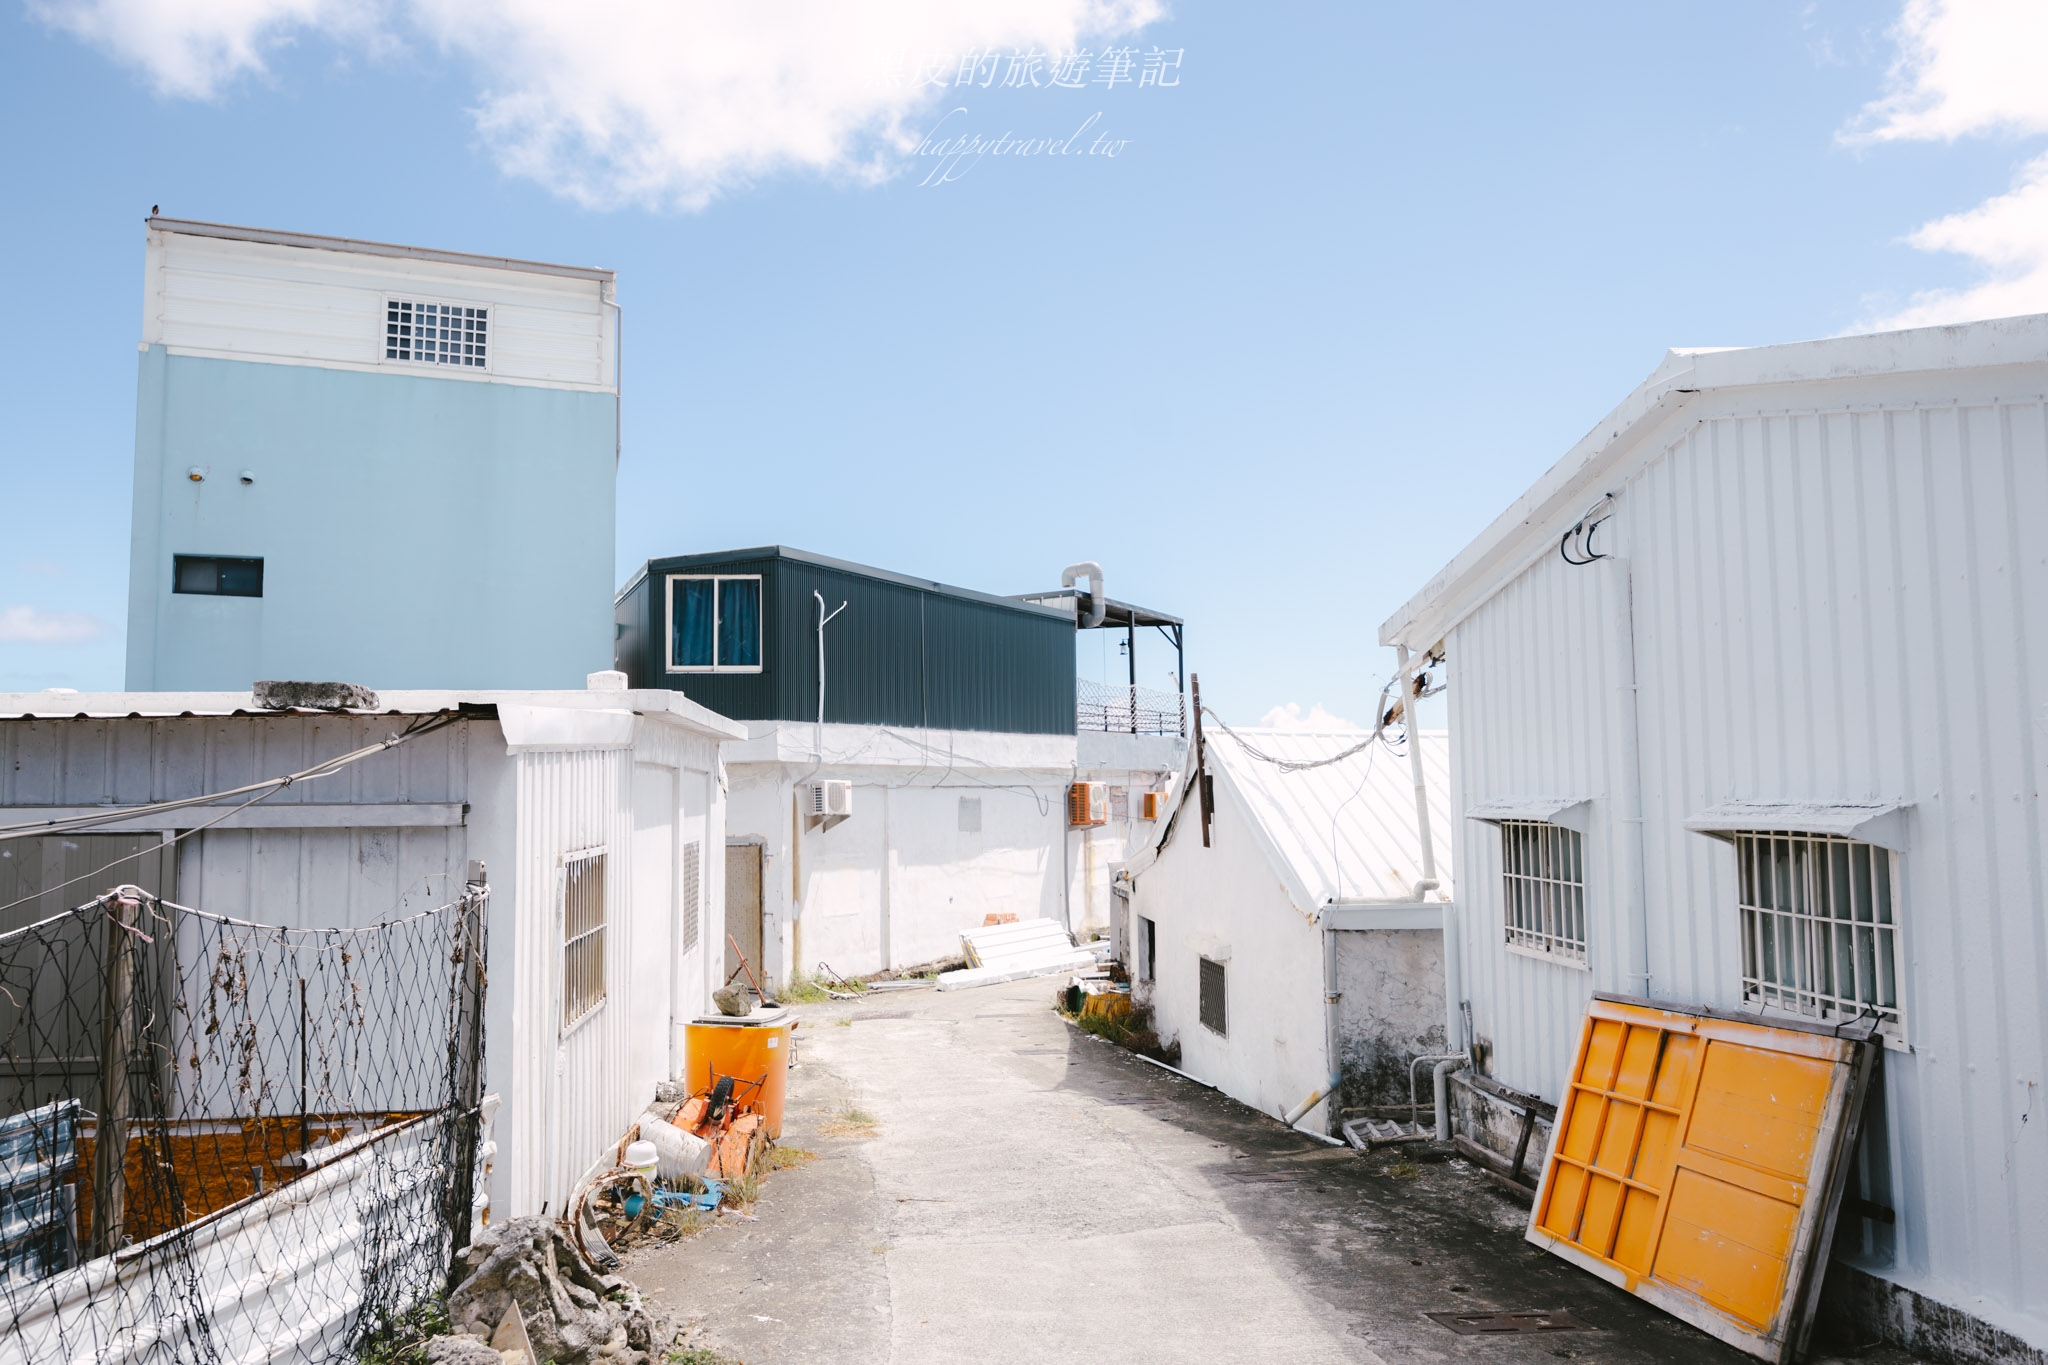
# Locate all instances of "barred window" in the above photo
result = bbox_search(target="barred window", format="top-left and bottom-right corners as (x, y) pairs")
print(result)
(681, 841), (701, 952)
(562, 852), (606, 1027)
(386, 300), (488, 367)
(1198, 956), (1227, 1035)
(1501, 819), (1586, 962)
(1737, 834), (1901, 1033)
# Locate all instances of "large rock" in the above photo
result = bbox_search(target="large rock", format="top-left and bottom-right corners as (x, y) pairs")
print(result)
(444, 1218), (667, 1365)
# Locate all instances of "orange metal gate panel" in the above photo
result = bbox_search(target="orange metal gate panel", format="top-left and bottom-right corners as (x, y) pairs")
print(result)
(1527, 995), (1876, 1364)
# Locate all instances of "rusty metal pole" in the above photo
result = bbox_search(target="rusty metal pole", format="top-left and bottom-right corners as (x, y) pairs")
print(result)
(91, 892), (136, 1257)
(446, 869), (489, 1262)
(1190, 674), (1212, 848)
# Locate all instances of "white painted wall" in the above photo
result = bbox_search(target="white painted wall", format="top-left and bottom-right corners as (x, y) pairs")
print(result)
(1393, 349), (2048, 1345)
(1130, 773), (1330, 1122)
(721, 722), (1180, 984)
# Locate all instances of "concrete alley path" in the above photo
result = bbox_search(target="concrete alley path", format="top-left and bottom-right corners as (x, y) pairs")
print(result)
(626, 978), (1763, 1365)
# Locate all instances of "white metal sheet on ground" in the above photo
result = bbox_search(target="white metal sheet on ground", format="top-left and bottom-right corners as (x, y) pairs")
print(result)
(938, 918), (1094, 991)
(0, 1115), (446, 1365)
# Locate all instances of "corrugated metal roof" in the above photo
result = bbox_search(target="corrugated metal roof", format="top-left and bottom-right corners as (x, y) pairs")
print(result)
(1380, 312), (2048, 651)
(148, 216), (615, 282)
(1202, 727), (1453, 910)
(0, 688), (746, 739)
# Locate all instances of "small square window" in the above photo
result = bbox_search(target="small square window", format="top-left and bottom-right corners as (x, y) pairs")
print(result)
(385, 299), (488, 368)
(172, 555), (263, 598)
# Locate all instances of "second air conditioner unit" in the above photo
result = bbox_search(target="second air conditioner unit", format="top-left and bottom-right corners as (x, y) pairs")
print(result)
(1139, 791), (1167, 821)
(1068, 782), (1108, 828)
(808, 780), (853, 824)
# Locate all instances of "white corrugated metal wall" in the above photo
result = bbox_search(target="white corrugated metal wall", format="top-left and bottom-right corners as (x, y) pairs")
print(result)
(1448, 391), (2048, 1335)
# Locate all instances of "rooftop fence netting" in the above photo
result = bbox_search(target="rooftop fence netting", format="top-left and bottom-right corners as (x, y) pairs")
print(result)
(0, 882), (487, 1364)
(1076, 678), (1185, 736)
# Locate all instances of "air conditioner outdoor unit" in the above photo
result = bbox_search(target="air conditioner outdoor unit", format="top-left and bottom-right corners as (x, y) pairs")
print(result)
(1068, 781), (1108, 828)
(1139, 791), (1167, 821)
(808, 780), (853, 819)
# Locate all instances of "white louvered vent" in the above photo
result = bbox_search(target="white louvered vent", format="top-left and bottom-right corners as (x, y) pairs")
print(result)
(386, 299), (488, 367)
(682, 840), (701, 951)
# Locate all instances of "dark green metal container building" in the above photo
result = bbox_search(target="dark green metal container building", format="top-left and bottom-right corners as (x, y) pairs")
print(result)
(614, 547), (1077, 735)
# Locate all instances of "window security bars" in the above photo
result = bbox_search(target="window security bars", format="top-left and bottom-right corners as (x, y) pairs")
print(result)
(1501, 819), (1587, 962)
(1736, 834), (1901, 1032)
(681, 841), (701, 953)
(1198, 956), (1227, 1035)
(385, 300), (488, 367)
(562, 853), (607, 1027)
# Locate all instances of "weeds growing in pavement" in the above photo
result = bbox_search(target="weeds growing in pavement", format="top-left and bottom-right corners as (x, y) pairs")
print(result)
(820, 1104), (879, 1139)
(778, 972), (866, 1004)
(767, 1145), (816, 1172)
(667, 1349), (748, 1365)
(357, 1293), (451, 1365)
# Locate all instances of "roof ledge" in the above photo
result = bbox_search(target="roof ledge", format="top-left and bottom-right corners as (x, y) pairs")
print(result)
(1466, 796), (1595, 835)
(1685, 800), (1912, 852)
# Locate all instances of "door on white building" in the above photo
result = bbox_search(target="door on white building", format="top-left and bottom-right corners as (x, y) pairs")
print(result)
(725, 844), (763, 992)
(631, 765), (677, 1094)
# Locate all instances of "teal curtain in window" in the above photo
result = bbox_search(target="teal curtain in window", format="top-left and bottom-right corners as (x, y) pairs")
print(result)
(718, 579), (761, 667)
(672, 579), (714, 667)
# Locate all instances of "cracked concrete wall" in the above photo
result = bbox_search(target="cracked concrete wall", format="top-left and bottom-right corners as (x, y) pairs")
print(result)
(1333, 928), (1446, 1108)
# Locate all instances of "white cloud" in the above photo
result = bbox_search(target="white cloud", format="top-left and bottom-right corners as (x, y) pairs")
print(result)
(1866, 151), (2048, 329)
(1848, 0), (2048, 329)
(27, 0), (376, 100)
(1846, 0), (2048, 144)
(1257, 702), (1361, 732)
(0, 606), (108, 646)
(33, 0), (1166, 209)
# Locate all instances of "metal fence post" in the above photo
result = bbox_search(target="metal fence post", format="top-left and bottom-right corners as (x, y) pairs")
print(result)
(91, 891), (136, 1257)
(446, 867), (489, 1261)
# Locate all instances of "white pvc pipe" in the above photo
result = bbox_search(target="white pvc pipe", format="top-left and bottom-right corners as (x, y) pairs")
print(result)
(1400, 644), (1459, 1053)
(1606, 556), (1653, 995)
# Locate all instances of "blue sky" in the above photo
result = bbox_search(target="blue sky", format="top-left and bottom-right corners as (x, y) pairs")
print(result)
(3, 0), (2044, 722)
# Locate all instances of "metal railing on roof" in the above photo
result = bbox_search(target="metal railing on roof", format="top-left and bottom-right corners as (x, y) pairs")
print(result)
(1076, 678), (1185, 736)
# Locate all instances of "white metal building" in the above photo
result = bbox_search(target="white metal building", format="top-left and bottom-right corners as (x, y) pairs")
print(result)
(1124, 727), (1451, 1129)
(0, 677), (741, 1221)
(1380, 315), (2048, 1360)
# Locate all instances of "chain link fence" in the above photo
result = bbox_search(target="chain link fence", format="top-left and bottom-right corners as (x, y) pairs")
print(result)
(1076, 678), (1186, 736)
(0, 880), (487, 1364)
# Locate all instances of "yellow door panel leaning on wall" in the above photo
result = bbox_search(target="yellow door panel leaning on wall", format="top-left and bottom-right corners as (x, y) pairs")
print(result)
(1527, 995), (1877, 1364)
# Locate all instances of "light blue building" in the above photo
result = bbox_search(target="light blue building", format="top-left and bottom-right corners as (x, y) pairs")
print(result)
(125, 218), (619, 691)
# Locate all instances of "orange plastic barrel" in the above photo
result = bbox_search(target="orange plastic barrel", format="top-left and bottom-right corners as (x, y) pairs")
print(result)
(684, 1005), (791, 1138)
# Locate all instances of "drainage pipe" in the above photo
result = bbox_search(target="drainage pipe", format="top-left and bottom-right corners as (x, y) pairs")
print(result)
(1605, 556), (1652, 996)
(1399, 644), (1458, 1053)
(1407, 1051), (1469, 1141)
(1283, 921), (1344, 1131)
